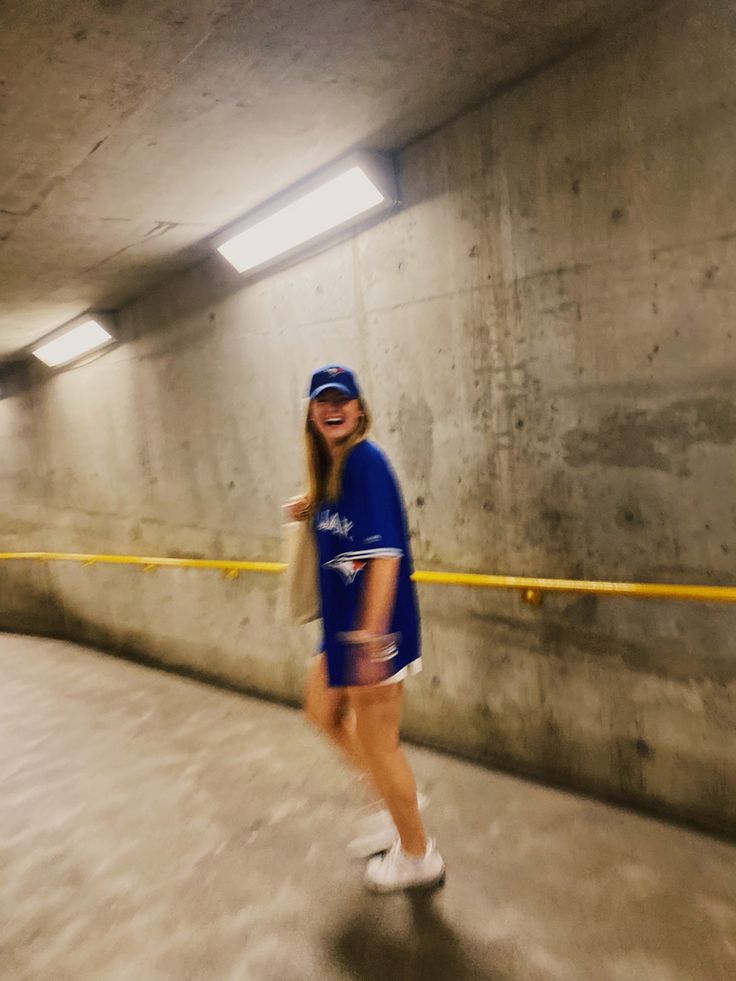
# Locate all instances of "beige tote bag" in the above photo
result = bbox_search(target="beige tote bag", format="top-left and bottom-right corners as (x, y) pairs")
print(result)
(283, 521), (320, 624)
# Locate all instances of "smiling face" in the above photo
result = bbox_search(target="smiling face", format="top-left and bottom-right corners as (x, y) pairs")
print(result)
(309, 388), (364, 451)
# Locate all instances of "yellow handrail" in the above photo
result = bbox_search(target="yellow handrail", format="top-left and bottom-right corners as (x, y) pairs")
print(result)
(0, 551), (734, 604)
(0, 552), (285, 574)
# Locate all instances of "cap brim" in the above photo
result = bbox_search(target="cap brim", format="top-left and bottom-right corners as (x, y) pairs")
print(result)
(310, 382), (355, 400)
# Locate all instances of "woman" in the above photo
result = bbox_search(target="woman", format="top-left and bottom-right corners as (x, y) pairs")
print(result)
(287, 363), (445, 893)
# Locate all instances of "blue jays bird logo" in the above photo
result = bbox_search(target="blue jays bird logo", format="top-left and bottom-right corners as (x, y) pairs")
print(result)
(324, 555), (366, 584)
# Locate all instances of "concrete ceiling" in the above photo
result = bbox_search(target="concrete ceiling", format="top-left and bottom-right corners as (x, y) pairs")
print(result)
(0, 0), (655, 360)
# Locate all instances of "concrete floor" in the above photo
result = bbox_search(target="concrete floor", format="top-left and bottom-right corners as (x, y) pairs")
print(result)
(0, 634), (734, 981)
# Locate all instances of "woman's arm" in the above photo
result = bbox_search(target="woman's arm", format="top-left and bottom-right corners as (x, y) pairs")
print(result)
(337, 556), (401, 685)
(357, 556), (400, 635)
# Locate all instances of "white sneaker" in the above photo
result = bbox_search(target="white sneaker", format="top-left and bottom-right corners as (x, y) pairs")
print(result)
(364, 838), (445, 893)
(348, 794), (429, 859)
(348, 808), (396, 859)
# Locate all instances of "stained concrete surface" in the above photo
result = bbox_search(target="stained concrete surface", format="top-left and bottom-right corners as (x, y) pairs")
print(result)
(0, 633), (734, 981)
(0, 0), (658, 354)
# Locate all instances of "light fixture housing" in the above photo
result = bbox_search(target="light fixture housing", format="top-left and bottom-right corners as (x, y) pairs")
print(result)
(31, 312), (116, 368)
(216, 151), (398, 276)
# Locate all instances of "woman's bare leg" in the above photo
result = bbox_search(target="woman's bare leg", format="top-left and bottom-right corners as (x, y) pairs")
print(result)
(304, 653), (381, 798)
(349, 682), (427, 857)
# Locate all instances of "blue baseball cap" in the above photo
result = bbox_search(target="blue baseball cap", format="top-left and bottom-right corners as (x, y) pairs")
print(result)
(308, 364), (361, 400)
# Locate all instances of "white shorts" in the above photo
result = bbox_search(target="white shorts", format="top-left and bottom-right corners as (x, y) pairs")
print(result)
(378, 657), (423, 685)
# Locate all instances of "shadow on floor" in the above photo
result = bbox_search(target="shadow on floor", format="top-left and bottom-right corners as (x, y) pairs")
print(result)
(328, 890), (513, 981)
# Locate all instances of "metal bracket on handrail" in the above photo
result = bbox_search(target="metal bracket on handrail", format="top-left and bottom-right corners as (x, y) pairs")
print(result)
(520, 588), (543, 606)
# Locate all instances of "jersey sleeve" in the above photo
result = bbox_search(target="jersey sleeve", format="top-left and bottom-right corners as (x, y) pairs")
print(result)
(347, 447), (405, 559)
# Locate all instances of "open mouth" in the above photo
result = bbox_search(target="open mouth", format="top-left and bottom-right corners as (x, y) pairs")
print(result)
(325, 417), (344, 428)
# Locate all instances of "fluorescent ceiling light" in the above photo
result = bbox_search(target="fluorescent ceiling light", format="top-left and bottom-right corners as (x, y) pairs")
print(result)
(32, 319), (114, 367)
(217, 152), (397, 275)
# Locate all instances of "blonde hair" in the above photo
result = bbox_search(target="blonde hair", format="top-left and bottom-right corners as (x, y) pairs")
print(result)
(304, 397), (372, 510)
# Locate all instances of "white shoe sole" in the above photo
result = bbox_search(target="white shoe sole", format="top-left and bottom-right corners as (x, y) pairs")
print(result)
(364, 865), (447, 894)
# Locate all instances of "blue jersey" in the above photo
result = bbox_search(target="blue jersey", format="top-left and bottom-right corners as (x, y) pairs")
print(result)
(314, 440), (420, 687)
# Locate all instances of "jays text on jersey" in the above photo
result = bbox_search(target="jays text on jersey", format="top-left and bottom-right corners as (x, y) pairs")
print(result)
(314, 440), (421, 687)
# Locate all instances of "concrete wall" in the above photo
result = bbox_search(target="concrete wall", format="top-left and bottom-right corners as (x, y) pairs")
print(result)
(2, 0), (735, 833)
